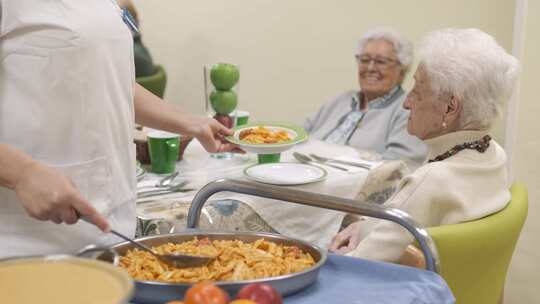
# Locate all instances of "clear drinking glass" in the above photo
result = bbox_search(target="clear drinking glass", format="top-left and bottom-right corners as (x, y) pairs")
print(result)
(203, 63), (240, 159)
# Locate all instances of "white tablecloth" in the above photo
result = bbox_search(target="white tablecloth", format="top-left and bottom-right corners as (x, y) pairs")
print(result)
(137, 139), (378, 248)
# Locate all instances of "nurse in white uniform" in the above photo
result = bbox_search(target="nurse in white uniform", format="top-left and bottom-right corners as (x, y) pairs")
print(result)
(0, 0), (237, 258)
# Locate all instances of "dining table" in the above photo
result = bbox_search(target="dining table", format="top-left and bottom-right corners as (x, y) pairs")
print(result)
(136, 138), (381, 248)
(133, 138), (455, 303)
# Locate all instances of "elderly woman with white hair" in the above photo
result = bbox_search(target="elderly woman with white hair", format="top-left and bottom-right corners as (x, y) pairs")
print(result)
(329, 28), (519, 262)
(304, 27), (426, 168)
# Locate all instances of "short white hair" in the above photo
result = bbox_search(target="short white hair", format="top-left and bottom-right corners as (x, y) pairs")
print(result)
(418, 28), (519, 129)
(356, 27), (414, 73)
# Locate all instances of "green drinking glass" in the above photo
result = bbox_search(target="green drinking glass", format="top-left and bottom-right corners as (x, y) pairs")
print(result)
(147, 131), (180, 174)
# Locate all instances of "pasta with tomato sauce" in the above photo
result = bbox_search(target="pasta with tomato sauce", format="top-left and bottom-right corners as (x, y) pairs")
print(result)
(239, 127), (291, 144)
(118, 238), (315, 283)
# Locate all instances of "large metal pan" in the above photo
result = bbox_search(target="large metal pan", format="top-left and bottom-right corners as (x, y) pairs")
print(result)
(93, 231), (327, 304)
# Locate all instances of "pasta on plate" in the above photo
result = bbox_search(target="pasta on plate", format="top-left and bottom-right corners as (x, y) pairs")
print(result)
(239, 127), (291, 144)
(118, 238), (315, 283)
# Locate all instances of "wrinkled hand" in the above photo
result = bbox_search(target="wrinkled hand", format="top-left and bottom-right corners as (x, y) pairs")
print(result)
(189, 117), (243, 153)
(329, 221), (361, 255)
(13, 161), (110, 232)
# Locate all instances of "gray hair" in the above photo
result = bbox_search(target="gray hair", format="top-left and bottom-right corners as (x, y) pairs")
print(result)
(418, 28), (519, 129)
(356, 27), (414, 73)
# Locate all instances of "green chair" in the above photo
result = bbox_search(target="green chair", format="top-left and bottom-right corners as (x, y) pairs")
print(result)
(136, 65), (167, 98)
(426, 183), (528, 304)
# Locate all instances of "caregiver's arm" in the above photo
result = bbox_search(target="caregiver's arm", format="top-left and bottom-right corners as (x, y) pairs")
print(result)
(0, 144), (110, 232)
(134, 83), (238, 153)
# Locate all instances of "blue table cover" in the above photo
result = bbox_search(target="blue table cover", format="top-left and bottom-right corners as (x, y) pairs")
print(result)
(285, 254), (454, 304)
(132, 254), (454, 304)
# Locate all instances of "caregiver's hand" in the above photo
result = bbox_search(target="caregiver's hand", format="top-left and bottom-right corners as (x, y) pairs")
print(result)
(329, 221), (361, 254)
(13, 160), (110, 232)
(187, 116), (244, 153)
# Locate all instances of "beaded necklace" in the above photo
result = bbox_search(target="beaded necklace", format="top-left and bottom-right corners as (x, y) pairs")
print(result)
(428, 135), (491, 163)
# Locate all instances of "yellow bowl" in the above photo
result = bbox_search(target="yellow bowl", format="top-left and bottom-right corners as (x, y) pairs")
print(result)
(0, 255), (134, 304)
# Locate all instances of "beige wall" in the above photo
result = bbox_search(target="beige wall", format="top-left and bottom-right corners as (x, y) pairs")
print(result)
(132, 0), (514, 141)
(133, 0), (539, 302)
(505, 0), (540, 302)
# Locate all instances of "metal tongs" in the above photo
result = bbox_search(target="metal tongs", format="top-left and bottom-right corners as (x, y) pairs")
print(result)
(108, 229), (214, 268)
(78, 215), (213, 268)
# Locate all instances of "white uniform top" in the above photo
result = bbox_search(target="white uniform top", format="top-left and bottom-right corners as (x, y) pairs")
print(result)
(0, 0), (137, 257)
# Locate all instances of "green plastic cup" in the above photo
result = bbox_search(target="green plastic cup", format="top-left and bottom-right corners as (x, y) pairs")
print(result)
(235, 110), (250, 126)
(147, 131), (180, 174)
(258, 153), (281, 164)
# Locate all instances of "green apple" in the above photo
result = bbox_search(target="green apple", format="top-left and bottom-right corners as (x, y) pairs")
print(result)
(210, 63), (239, 90)
(210, 90), (237, 115)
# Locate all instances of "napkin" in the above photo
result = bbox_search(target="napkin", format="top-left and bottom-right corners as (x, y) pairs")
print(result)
(354, 159), (409, 203)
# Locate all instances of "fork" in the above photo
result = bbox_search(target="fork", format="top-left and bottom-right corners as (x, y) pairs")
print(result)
(293, 152), (349, 171)
(309, 154), (372, 170)
(137, 181), (193, 198)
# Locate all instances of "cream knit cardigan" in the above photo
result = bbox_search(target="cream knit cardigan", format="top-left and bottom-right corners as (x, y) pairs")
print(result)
(347, 130), (510, 262)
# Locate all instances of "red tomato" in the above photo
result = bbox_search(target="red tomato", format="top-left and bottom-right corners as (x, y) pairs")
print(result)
(236, 283), (283, 304)
(184, 282), (229, 304)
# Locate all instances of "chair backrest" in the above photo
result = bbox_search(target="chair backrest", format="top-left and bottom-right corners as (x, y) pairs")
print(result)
(136, 65), (167, 98)
(427, 183), (528, 304)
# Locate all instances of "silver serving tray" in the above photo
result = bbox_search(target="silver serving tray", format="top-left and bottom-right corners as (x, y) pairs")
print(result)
(96, 231), (327, 304)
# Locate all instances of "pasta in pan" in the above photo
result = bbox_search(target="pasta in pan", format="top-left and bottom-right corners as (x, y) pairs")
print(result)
(239, 127), (291, 144)
(118, 238), (315, 283)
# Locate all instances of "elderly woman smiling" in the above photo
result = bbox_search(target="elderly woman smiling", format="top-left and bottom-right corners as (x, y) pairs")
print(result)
(304, 27), (427, 169)
(329, 28), (519, 262)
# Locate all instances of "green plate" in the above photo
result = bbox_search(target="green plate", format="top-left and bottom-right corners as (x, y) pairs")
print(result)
(225, 122), (308, 155)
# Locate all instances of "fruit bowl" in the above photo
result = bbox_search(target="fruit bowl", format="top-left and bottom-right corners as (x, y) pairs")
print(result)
(225, 122), (307, 155)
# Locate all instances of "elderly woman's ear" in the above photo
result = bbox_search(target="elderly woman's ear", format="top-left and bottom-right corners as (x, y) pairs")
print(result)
(442, 95), (463, 131)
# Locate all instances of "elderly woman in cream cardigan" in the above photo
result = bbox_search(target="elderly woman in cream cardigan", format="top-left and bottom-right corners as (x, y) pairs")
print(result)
(330, 28), (519, 263)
